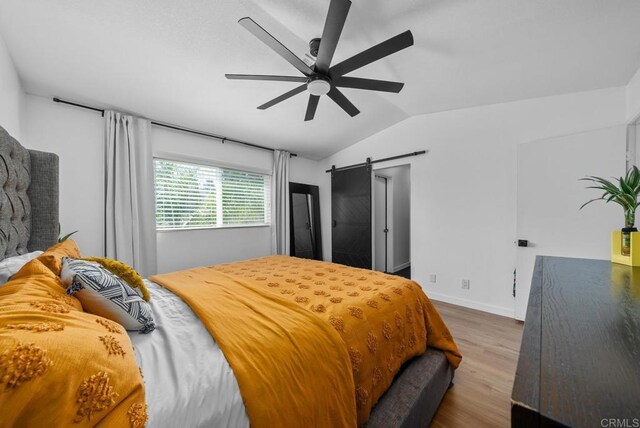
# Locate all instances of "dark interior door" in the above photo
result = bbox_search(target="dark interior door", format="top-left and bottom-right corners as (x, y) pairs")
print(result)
(332, 166), (372, 268)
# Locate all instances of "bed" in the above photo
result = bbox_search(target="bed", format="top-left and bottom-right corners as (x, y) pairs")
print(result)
(0, 125), (460, 427)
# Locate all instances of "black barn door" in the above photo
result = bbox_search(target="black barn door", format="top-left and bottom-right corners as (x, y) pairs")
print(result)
(331, 166), (372, 268)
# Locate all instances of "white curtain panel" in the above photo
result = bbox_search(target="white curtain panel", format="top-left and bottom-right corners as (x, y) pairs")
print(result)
(104, 111), (157, 276)
(272, 150), (290, 255)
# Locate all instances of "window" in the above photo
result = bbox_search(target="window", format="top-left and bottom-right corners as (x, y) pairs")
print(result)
(154, 158), (271, 230)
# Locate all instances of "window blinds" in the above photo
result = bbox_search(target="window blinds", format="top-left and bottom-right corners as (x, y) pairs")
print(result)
(154, 158), (271, 230)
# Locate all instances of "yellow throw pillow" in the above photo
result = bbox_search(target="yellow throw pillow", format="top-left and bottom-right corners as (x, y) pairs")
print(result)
(81, 257), (150, 301)
(36, 239), (81, 276)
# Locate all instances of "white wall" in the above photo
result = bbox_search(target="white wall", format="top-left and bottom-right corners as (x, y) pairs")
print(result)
(0, 32), (23, 138)
(515, 125), (625, 319)
(627, 66), (640, 121)
(24, 95), (104, 256)
(633, 119), (640, 168)
(627, 65), (640, 169)
(625, 64), (640, 167)
(318, 87), (627, 317)
(22, 94), (321, 271)
(290, 155), (321, 187)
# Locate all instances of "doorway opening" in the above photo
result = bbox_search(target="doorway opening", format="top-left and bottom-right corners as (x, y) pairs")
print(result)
(373, 165), (411, 278)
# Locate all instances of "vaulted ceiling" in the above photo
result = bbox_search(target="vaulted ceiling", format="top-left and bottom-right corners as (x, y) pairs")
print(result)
(1, 0), (640, 159)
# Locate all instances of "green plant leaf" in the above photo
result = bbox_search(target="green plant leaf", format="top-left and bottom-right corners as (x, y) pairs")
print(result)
(580, 168), (640, 223)
(628, 166), (640, 190)
(580, 197), (607, 210)
(58, 230), (78, 243)
(620, 177), (633, 195)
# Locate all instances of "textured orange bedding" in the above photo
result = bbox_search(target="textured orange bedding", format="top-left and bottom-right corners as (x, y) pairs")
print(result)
(150, 255), (461, 427)
(0, 256), (147, 427)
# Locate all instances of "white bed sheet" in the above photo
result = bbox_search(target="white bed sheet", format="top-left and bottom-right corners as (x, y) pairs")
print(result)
(128, 280), (250, 428)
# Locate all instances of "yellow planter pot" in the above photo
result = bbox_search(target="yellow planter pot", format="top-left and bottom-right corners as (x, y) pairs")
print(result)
(611, 231), (640, 266)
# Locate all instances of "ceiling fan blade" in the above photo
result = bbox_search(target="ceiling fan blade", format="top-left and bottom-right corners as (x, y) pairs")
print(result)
(257, 84), (307, 110)
(226, 74), (308, 83)
(330, 30), (414, 78)
(327, 87), (360, 117)
(315, 0), (351, 74)
(239, 17), (314, 76)
(304, 95), (320, 121)
(334, 76), (404, 93)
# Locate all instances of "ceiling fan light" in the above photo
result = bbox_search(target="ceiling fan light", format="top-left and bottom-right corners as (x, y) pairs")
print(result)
(307, 79), (331, 96)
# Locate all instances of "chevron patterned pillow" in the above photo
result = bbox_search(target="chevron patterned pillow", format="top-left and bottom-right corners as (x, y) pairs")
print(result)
(60, 257), (155, 333)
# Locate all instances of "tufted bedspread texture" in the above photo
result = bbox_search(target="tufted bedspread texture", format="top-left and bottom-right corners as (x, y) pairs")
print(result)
(150, 255), (461, 427)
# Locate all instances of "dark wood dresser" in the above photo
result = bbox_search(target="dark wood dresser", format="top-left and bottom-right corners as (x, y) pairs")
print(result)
(512, 256), (640, 427)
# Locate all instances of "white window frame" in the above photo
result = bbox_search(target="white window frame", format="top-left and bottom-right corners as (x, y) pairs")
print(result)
(153, 152), (272, 232)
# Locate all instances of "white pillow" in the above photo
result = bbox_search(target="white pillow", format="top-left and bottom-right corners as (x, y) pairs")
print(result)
(0, 251), (43, 285)
(60, 257), (156, 333)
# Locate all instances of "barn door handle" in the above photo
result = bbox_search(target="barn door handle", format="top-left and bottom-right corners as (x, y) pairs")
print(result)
(332, 220), (337, 228)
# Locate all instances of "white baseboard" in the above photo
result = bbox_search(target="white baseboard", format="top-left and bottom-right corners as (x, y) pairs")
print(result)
(392, 261), (410, 272)
(425, 291), (515, 318)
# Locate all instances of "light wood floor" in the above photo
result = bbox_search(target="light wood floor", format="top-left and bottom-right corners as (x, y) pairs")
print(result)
(430, 301), (523, 427)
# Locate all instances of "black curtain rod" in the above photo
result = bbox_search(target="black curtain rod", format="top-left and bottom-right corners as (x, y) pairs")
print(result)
(52, 97), (297, 157)
(325, 150), (427, 173)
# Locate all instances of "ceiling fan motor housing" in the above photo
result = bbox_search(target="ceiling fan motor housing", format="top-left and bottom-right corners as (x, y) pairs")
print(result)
(307, 74), (331, 96)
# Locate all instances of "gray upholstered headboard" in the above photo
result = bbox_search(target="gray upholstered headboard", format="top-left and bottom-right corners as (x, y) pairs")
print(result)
(0, 126), (59, 260)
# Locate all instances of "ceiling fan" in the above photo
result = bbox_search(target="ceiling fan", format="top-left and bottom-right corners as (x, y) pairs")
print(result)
(225, 0), (414, 121)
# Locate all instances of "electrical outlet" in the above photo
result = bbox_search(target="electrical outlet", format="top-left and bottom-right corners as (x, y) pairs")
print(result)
(429, 274), (437, 283)
(461, 279), (470, 289)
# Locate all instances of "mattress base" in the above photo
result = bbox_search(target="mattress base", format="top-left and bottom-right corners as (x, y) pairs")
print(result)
(367, 348), (453, 428)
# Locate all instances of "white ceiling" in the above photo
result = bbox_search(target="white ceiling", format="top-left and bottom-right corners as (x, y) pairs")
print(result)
(1, 0), (640, 159)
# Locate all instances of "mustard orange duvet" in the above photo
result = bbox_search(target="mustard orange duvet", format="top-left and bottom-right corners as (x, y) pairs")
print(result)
(150, 255), (461, 427)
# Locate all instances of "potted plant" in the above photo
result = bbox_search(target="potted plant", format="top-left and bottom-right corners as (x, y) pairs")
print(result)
(580, 166), (640, 256)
